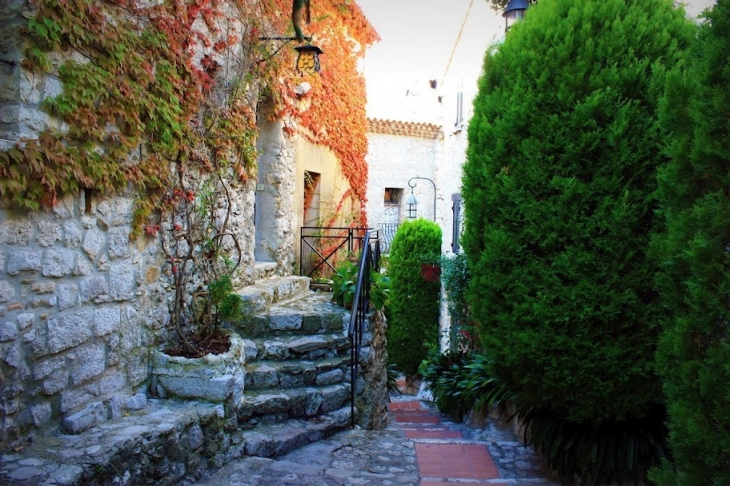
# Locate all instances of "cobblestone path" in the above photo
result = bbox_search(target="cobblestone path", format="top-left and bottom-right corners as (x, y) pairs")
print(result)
(191, 394), (559, 485)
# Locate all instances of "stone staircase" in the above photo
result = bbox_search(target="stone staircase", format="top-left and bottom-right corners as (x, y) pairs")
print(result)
(0, 276), (360, 486)
(232, 276), (354, 441)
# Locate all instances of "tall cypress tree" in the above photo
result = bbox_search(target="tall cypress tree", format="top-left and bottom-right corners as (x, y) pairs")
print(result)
(651, 1), (730, 484)
(463, 0), (693, 427)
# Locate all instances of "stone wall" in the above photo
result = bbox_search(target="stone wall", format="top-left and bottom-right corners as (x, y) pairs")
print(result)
(0, 193), (164, 443)
(355, 309), (389, 430)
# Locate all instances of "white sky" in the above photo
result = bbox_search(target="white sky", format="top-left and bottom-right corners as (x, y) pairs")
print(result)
(357, 0), (717, 123)
(358, 0), (503, 122)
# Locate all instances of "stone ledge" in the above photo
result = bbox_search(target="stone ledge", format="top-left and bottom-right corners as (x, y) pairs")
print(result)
(0, 399), (225, 486)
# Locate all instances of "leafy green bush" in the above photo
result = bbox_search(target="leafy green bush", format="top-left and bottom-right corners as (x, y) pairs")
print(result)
(462, 0), (694, 482)
(421, 350), (509, 421)
(331, 261), (391, 312)
(650, 1), (730, 484)
(386, 218), (442, 376)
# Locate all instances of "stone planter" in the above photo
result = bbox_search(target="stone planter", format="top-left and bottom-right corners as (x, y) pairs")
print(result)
(151, 329), (246, 405)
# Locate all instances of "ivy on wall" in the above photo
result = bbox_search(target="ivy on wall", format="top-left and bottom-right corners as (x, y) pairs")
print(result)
(0, 0), (377, 229)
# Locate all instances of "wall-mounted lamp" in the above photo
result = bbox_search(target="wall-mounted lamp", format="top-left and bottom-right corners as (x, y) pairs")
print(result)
(294, 44), (323, 75)
(406, 190), (418, 219)
(258, 36), (324, 74)
(503, 0), (529, 33)
(407, 176), (437, 222)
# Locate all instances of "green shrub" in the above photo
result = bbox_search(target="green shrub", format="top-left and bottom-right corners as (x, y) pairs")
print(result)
(650, 1), (730, 484)
(441, 253), (478, 350)
(421, 350), (509, 421)
(462, 0), (694, 481)
(386, 218), (442, 376)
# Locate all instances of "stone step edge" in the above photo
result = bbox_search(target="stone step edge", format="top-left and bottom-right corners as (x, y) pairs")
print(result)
(242, 406), (354, 459)
(236, 276), (311, 314)
(0, 398), (224, 486)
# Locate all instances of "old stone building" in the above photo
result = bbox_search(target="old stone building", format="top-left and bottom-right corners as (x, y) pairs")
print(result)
(0, 0), (380, 461)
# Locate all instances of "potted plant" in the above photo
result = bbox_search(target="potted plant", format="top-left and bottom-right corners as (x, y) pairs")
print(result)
(420, 253), (441, 283)
(331, 261), (391, 312)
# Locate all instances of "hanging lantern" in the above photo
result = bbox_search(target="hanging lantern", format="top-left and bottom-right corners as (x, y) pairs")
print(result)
(503, 0), (529, 33)
(295, 44), (323, 75)
(406, 192), (418, 219)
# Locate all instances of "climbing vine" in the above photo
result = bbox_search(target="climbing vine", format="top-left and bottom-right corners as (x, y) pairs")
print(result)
(0, 0), (377, 228)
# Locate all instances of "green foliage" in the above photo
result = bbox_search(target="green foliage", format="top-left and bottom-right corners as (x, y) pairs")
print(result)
(330, 261), (391, 311)
(421, 350), (509, 422)
(208, 274), (246, 325)
(462, 0), (694, 481)
(386, 219), (442, 375)
(520, 405), (669, 486)
(650, 1), (730, 484)
(441, 253), (477, 350)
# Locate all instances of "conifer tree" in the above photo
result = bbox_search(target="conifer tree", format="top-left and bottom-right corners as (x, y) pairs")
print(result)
(386, 219), (442, 378)
(650, 1), (730, 483)
(463, 0), (693, 427)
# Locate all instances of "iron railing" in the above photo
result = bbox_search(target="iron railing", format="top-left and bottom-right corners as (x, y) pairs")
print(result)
(348, 230), (381, 427)
(299, 227), (375, 278)
(378, 222), (399, 254)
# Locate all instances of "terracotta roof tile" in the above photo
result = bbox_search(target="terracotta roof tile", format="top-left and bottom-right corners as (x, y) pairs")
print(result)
(367, 118), (443, 140)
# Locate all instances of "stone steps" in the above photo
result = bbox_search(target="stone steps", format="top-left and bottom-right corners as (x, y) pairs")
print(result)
(244, 356), (350, 390)
(235, 291), (348, 337)
(239, 406), (352, 458)
(237, 384), (351, 428)
(241, 332), (350, 363)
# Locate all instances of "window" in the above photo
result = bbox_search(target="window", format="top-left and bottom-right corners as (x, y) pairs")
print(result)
(384, 188), (402, 205)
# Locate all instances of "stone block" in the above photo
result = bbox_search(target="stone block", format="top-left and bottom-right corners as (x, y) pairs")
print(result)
(6, 251), (41, 275)
(61, 401), (107, 434)
(107, 396), (123, 420)
(124, 392), (147, 410)
(19, 104), (49, 132)
(0, 321), (18, 341)
(33, 356), (65, 380)
(36, 220), (62, 247)
(41, 369), (68, 395)
(108, 227), (130, 259)
(109, 262), (135, 301)
(47, 309), (93, 353)
(0, 60), (19, 102)
(82, 227), (105, 260)
(94, 306), (121, 336)
(63, 221), (83, 248)
(188, 424), (204, 450)
(0, 220), (33, 246)
(43, 75), (63, 99)
(0, 248), (5, 268)
(59, 382), (99, 412)
(316, 369), (344, 386)
(42, 248), (75, 277)
(99, 368), (126, 395)
(0, 280), (16, 302)
(269, 313), (302, 331)
(74, 257), (93, 276)
(16, 313), (33, 329)
(127, 354), (147, 386)
(79, 275), (108, 303)
(30, 281), (55, 293)
(30, 402), (52, 426)
(57, 283), (77, 310)
(69, 343), (106, 385)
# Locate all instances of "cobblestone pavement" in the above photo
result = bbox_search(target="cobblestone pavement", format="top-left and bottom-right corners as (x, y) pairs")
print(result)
(192, 395), (560, 486)
(188, 423), (420, 486)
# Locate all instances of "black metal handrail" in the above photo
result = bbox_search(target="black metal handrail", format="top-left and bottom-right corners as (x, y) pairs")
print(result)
(300, 226), (373, 278)
(348, 230), (381, 427)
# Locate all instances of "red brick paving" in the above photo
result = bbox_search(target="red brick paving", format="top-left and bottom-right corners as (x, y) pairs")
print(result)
(390, 399), (504, 485)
